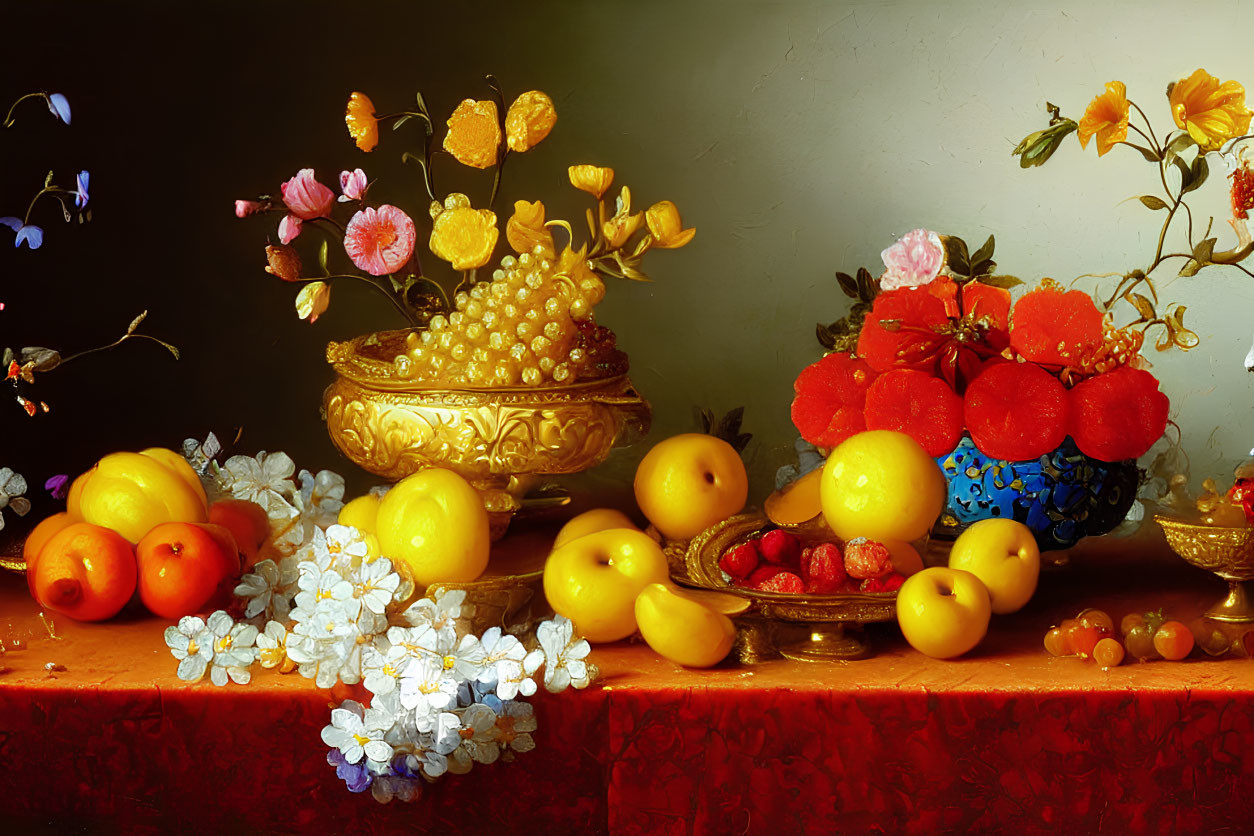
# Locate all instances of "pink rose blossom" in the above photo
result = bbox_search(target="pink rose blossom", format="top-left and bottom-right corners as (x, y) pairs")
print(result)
(234, 199), (263, 218)
(344, 205), (416, 276)
(879, 228), (945, 291)
(280, 168), (335, 220)
(339, 169), (368, 203)
(278, 214), (303, 244)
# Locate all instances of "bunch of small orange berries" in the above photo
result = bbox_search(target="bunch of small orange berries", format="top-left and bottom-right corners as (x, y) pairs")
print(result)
(1043, 607), (1199, 668)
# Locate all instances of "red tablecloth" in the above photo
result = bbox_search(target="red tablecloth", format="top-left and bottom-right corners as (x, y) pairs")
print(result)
(3, 543), (1253, 835)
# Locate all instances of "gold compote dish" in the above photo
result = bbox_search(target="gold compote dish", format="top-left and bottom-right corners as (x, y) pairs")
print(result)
(1156, 515), (1254, 622)
(680, 511), (897, 663)
(325, 329), (650, 538)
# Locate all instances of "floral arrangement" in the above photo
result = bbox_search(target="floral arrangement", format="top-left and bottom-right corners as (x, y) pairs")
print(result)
(2, 89), (176, 419)
(164, 438), (595, 803)
(235, 76), (694, 388)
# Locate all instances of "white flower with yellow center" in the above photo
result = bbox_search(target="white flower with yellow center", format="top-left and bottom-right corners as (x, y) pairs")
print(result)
(321, 700), (393, 765)
(234, 558), (298, 621)
(477, 627), (537, 700)
(493, 699), (538, 754)
(398, 655), (458, 716)
(447, 703), (500, 772)
(298, 468), (346, 529)
(402, 589), (467, 631)
(205, 610), (259, 686)
(353, 556), (401, 615)
(293, 568), (360, 622)
(536, 615), (593, 693)
(325, 523), (370, 572)
(256, 620), (295, 672)
(220, 451), (299, 520)
(362, 643), (411, 696)
(164, 615), (213, 682)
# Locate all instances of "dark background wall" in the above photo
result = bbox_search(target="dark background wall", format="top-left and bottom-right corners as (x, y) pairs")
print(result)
(3, 0), (1252, 541)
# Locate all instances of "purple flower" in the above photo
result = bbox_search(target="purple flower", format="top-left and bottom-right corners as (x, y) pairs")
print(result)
(0, 217), (43, 249)
(74, 171), (90, 210)
(46, 93), (71, 125)
(326, 749), (373, 793)
(45, 474), (69, 500)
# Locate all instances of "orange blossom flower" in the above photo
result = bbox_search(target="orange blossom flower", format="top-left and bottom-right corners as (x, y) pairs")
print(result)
(506, 200), (555, 258)
(568, 165), (614, 200)
(1077, 81), (1129, 157)
(1170, 68), (1252, 152)
(444, 99), (501, 169)
(644, 200), (695, 249)
(345, 92), (379, 153)
(602, 186), (643, 249)
(505, 91), (557, 153)
(429, 193), (499, 270)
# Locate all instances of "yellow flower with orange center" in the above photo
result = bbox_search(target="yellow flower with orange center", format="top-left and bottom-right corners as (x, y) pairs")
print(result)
(443, 99), (501, 169)
(602, 186), (643, 249)
(429, 193), (499, 270)
(1077, 81), (1129, 157)
(568, 165), (614, 199)
(506, 200), (555, 258)
(644, 200), (696, 249)
(505, 91), (557, 152)
(345, 92), (379, 153)
(1169, 68), (1252, 152)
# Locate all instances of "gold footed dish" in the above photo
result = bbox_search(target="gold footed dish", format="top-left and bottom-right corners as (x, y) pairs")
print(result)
(680, 511), (897, 663)
(1156, 515), (1254, 622)
(324, 330), (651, 539)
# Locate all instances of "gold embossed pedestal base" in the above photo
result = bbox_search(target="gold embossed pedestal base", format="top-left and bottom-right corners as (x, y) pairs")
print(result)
(324, 331), (651, 538)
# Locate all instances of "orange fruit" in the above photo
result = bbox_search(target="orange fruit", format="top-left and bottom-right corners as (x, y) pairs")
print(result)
(23, 512), (75, 596)
(136, 522), (241, 619)
(32, 522), (138, 622)
(209, 499), (269, 569)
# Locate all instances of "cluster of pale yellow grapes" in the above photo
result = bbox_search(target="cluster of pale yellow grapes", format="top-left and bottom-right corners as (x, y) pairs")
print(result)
(399, 250), (609, 386)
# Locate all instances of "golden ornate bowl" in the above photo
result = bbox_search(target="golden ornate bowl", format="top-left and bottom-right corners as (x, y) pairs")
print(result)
(681, 511), (897, 662)
(1156, 515), (1254, 622)
(324, 330), (651, 538)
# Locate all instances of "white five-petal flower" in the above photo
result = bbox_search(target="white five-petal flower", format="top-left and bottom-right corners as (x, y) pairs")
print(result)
(220, 451), (299, 520)
(164, 615), (213, 682)
(320, 700), (393, 765)
(536, 615), (593, 693)
(206, 610), (259, 686)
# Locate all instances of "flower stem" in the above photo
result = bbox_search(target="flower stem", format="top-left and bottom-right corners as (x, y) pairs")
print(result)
(2, 93), (44, 128)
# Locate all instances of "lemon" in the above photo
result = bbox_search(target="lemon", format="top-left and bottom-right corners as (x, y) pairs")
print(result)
(338, 494), (381, 535)
(376, 468), (490, 586)
(820, 430), (946, 543)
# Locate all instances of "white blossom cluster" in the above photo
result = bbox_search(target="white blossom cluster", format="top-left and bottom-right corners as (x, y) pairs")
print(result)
(164, 445), (598, 804)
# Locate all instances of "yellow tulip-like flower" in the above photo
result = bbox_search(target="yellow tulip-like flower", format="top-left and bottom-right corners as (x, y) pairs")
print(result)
(568, 164), (615, 199)
(556, 243), (597, 284)
(1169, 68), (1253, 152)
(345, 92), (379, 153)
(506, 200), (555, 258)
(505, 90), (557, 153)
(295, 281), (330, 323)
(429, 193), (499, 270)
(602, 186), (643, 249)
(1077, 81), (1129, 157)
(644, 200), (696, 249)
(443, 99), (501, 169)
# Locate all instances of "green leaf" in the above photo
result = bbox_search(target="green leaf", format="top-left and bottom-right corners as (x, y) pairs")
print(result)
(970, 259), (997, 277)
(1125, 291), (1156, 320)
(1179, 258), (1203, 277)
(1183, 155), (1209, 195)
(318, 240), (329, 276)
(392, 115), (412, 131)
(836, 271), (859, 299)
(970, 235), (995, 271)
(1163, 131), (1196, 166)
(855, 267), (877, 302)
(44, 170), (54, 188)
(1172, 156), (1192, 192)
(816, 323), (837, 350)
(694, 406), (715, 435)
(1012, 120), (1078, 169)
(946, 236), (971, 275)
(18, 347), (61, 372)
(976, 274), (1025, 289)
(1139, 195), (1169, 211)
(1126, 143), (1161, 163)
(1194, 237), (1217, 263)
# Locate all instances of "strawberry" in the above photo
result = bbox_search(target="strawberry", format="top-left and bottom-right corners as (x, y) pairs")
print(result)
(746, 565), (788, 588)
(759, 529), (802, 567)
(860, 572), (906, 593)
(719, 541), (760, 580)
(757, 571), (805, 594)
(843, 537), (893, 580)
(804, 542), (846, 594)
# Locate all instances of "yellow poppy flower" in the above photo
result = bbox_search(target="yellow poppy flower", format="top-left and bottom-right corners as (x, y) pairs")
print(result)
(295, 281), (330, 323)
(568, 165), (614, 199)
(1076, 81), (1129, 157)
(644, 200), (696, 249)
(443, 99), (501, 169)
(506, 200), (555, 258)
(602, 186), (643, 249)
(505, 91), (557, 153)
(1169, 68), (1252, 152)
(345, 92), (379, 153)
(429, 193), (499, 270)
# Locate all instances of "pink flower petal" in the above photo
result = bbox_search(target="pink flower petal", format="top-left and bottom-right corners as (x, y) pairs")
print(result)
(344, 205), (416, 276)
(281, 168), (335, 220)
(279, 214), (303, 244)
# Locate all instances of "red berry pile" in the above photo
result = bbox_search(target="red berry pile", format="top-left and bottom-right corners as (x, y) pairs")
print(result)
(718, 529), (907, 595)
(792, 277), (1170, 464)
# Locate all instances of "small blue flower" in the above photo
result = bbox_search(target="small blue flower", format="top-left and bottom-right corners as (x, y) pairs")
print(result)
(0, 217), (43, 249)
(75, 171), (89, 210)
(46, 93), (71, 125)
(326, 748), (373, 793)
